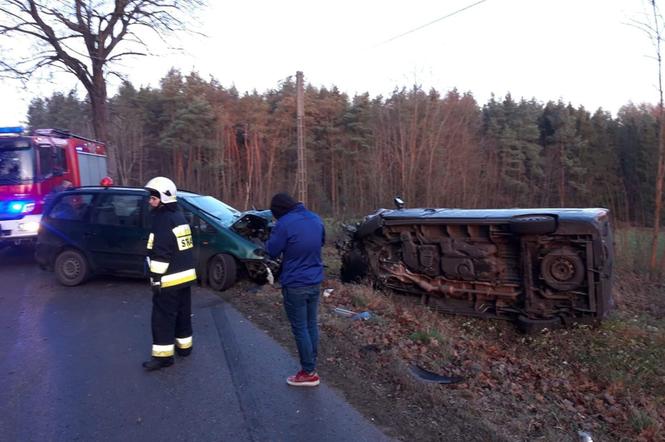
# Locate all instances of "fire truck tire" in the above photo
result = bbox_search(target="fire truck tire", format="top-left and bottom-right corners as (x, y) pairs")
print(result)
(208, 253), (237, 291)
(55, 249), (89, 286)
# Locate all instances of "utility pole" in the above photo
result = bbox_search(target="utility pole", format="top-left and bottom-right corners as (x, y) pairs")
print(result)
(296, 71), (307, 205)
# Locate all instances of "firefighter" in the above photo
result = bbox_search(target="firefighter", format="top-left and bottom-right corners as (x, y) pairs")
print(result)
(142, 176), (197, 371)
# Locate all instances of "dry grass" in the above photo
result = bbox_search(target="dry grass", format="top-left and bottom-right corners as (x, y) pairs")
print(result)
(220, 238), (665, 442)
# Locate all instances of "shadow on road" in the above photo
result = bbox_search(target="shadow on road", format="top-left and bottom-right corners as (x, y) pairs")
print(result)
(0, 245), (37, 267)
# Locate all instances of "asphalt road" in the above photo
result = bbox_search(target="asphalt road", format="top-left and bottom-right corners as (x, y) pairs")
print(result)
(0, 246), (391, 442)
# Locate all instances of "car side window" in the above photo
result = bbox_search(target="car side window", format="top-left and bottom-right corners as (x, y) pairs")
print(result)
(181, 207), (212, 233)
(199, 217), (212, 232)
(92, 194), (143, 227)
(182, 207), (196, 227)
(50, 194), (94, 221)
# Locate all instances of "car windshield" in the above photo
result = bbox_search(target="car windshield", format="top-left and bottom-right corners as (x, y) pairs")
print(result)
(185, 195), (240, 227)
(0, 140), (34, 184)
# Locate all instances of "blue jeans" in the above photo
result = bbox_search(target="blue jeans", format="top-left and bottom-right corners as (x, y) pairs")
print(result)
(282, 284), (320, 373)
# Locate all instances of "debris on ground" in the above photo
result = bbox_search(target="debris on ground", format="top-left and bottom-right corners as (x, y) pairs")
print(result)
(409, 365), (464, 384)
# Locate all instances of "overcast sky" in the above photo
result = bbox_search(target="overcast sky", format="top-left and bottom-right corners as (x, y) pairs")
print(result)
(0, 0), (658, 127)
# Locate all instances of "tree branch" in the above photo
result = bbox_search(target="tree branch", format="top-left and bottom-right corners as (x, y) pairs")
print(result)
(106, 50), (146, 63)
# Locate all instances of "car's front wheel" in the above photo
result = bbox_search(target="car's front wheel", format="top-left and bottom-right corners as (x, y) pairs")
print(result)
(208, 253), (237, 291)
(54, 249), (89, 286)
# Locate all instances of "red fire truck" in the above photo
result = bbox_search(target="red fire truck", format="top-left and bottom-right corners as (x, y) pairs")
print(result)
(0, 127), (107, 246)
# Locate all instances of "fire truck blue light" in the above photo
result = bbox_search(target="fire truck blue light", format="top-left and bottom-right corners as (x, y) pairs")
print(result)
(8, 201), (34, 214)
(0, 126), (23, 134)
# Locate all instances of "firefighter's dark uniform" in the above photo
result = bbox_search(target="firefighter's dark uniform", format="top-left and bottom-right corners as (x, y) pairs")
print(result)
(146, 203), (196, 361)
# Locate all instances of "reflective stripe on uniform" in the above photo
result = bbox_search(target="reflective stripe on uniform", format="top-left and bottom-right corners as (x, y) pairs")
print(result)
(172, 224), (194, 251)
(147, 233), (154, 250)
(150, 260), (169, 274)
(161, 268), (197, 288)
(152, 344), (174, 357)
(172, 224), (192, 237)
(175, 336), (193, 349)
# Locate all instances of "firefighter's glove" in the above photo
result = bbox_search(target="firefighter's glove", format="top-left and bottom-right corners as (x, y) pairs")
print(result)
(265, 266), (274, 286)
(150, 276), (162, 295)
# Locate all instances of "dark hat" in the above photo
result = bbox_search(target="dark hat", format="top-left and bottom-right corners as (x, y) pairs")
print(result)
(270, 192), (298, 219)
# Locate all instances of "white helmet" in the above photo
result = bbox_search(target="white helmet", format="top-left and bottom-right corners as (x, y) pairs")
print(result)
(145, 176), (177, 204)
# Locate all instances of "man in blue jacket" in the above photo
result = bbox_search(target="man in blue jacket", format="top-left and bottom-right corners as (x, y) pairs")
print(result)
(266, 192), (325, 387)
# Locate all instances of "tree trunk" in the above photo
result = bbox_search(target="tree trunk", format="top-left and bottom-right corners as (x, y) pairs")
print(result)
(88, 66), (116, 181)
(652, 116), (665, 274)
(331, 149), (337, 217)
(649, 0), (665, 277)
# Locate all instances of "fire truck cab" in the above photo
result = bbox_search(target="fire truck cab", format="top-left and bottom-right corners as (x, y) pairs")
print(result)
(0, 127), (107, 246)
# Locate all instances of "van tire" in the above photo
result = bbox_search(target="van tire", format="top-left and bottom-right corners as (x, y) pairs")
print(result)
(517, 315), (562, 334)
(55, 249), (89, 286)
(341, 247), (368, 283)
(208, 253), (237, 291)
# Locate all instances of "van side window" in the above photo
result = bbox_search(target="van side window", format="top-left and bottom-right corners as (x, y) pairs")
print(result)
(92, 194), (143, 227)
(50, 194), (93, 221)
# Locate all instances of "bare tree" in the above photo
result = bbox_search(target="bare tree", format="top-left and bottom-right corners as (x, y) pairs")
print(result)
(0, 0), (203, 180)
(632, 1), (665, 276)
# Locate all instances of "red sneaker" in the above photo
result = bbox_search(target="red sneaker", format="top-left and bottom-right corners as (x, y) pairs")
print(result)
(286, 370), (320, 387)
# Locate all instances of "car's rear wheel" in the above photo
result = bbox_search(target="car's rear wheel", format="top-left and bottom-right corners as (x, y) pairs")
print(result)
(509, 215), (557, 235)
(54, 249), (89, 286)
(208, 253), (237, 291)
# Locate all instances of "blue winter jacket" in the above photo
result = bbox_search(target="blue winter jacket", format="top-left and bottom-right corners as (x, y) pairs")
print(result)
(266, 203), (325, 288)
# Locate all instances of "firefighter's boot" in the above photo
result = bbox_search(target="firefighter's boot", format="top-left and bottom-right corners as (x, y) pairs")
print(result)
(176, 347), (192, 357)
(142, 356), (174, 371)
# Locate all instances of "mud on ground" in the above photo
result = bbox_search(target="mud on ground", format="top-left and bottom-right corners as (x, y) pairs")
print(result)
(218, 247), (665, 442)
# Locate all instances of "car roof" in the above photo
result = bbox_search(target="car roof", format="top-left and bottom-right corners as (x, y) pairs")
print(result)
(70, 186), (202, 198)
(71, 186), (147, 193)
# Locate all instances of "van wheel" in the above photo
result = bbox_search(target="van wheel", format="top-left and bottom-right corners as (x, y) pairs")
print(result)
(517, 315), (562, 334)
(541, 247), (585, 290)
(55, 249), (89, 286)
(208, 253), (237, 291)
(341, 247), (368, 283)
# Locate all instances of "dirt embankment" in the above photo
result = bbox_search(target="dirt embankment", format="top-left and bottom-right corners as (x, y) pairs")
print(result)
(220, 248), (665, 442)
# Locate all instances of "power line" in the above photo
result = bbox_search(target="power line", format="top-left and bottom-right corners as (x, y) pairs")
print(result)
(377, 0), (489, 46)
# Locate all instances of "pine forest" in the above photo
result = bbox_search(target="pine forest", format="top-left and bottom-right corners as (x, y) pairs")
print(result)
(26, 70), (657, 227)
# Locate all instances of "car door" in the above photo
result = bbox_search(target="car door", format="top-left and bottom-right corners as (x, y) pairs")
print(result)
(86, 192), (149, 275)
(41, 191), (96, 261)
(180, 204), (218, 272)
